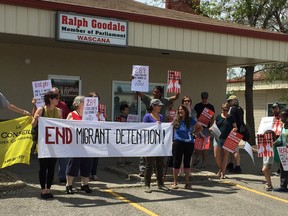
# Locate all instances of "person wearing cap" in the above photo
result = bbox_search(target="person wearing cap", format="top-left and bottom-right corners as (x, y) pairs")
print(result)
(142, 99), (169, 193)
(193, 92), (215, 168)
(226, 95), (244, 174)
(0, 92), (31, 116)
(137, 86), (180, 177)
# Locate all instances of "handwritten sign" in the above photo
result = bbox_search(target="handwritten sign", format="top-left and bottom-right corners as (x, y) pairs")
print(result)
(82, 97), (98, 121)
(32, 80), (52, 108)
(131, 65), (149, 92)
(127, 114), (140, 122)
(277, 146), (288, 171)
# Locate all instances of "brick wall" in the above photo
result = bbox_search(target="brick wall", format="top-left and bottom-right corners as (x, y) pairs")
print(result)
(165, 0), (200, 14)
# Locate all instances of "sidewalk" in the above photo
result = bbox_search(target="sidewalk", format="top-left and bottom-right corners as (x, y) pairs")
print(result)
(0, 148), (281, 193)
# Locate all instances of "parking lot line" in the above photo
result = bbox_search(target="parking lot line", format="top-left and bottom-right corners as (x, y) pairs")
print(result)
(103, 189), (159, 216)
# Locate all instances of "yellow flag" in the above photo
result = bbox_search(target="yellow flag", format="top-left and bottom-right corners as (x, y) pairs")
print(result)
(0, 116), (33, 168)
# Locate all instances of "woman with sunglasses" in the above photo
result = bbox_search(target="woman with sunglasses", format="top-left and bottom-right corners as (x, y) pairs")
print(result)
(32, 91), (62, 199)
(210, 102), (237, 179)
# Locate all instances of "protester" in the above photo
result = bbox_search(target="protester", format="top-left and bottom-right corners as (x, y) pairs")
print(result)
(31, 91), (62, 199)
(226, 95), (244, 174)
(87, 91), (101, 181)
(171, 105), (202, 189)
(65, 96), (93, 194)
(143, 99), (169, 193)
(193, 92), (215, 168)
(259, 130), (277, 191)
(182, 96), (197, 119)
(210, 102), (237, 179)
(274, 109), (288, 192)
(137, 86), (180, 177)
(115, 103), (133, 166)
(0, 92), (31, 116)
(51, 87), (71, 183)
(271, 102), (282, 176)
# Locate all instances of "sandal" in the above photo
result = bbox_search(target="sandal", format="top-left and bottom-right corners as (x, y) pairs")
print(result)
(220, 175), (227, 179)
(184, 184), (192, 190)
(171, 184), (178, 189)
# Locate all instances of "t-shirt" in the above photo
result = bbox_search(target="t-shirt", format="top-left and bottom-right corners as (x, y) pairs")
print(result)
(194, 102), (215, 128)
(173, 117), (197, 143)
(70, 111), (82, 120)
(57, 100), (70, 119)
(228, 105), (244, 129)
(0, 93), (9, 110)
(141, 94), (173, 119)
(215, 114), (235, 139)
(143, 113), (164, 123)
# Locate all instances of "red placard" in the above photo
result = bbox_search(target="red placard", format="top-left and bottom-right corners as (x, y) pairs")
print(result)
(197, 108), (214, 127)
(257, 133), (274, 157)
(194, 136), (210, 150)
(223, 131), (243, 153)
(167, 70), (181, 93)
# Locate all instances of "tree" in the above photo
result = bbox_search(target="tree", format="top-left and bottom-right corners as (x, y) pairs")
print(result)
(198, 0), (288, 145)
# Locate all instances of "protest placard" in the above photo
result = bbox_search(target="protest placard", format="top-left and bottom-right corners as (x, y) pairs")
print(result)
(197, 108), (214, 127)
(32, 80), (52, 108)
(257, 133), (274, 157)
(223, 130), (243, 153)
(257, 117), (274, 134)
(131, 65), (149, 92)
(167, 70), (181, 93)
(194, 136), (210, 150)
(277, 146), (288, 171)
(127, 114), (140, 122)
(82, 97), (98, 121)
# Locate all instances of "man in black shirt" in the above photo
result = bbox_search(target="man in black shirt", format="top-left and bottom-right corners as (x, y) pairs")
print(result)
(193, 92), (215, 168)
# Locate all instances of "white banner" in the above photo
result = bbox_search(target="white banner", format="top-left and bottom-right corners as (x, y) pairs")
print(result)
(38, 118), (173, 158)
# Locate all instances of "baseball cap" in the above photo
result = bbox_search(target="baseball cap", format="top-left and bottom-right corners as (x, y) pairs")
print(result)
(272, 102), (280, 108)
(227, 95), (237, 101)
(150, 99), (164, 106)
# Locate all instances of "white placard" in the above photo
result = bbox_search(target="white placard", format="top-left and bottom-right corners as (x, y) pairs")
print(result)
(257, 117), (274, 134)
(131, 65), (149, 92)
(38, 118), (173, 158)
(127, 114), (140, 122)
(32, 80), (52, 108)
(277, 146), (288, 171)
(210, 122), (221, 140)
(82, 97), (98, 121)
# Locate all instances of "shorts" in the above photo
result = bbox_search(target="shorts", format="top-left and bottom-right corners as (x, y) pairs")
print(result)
(213, 138), (225, 147)
(263, 156), (274, 168)
(66, 157), (93, 177)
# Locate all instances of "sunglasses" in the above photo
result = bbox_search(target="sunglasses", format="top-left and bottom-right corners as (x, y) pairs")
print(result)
(222, 109), (228, 111)
(50, 94), (59, 99)
(184, 100), (191, 102)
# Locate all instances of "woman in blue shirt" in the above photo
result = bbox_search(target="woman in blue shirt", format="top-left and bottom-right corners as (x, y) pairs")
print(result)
(172, 105), (203, 189)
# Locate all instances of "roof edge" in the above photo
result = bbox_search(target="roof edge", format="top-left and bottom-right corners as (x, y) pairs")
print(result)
(1, 0), (288, 42)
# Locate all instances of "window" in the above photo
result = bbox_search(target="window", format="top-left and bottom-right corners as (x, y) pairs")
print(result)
(48, 75), (82, 110)
(267, 102), (286, 116)
(112, 81), (166, 121)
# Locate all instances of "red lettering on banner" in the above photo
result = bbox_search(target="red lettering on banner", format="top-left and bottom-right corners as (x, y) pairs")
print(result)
(45, 127), (72, 144)
(91, 20), (125, 31)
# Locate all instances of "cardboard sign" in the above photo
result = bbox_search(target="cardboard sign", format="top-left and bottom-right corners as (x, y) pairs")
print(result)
(167, 70), (181, 93)
(197, 108), (214, 127)
(223, 130), (243, 153)
(257, 133), (274, 157)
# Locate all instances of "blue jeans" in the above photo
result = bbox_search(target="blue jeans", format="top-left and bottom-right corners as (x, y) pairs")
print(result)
(58, 158), (68, 180)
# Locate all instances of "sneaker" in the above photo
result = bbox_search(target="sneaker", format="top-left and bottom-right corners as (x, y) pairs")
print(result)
(144, 186), (152, 193)
(40, 193), (49, 199)
(66, 185), (74, 194)
(81, 185), (92, 193)
(139, 172), (144, 177)
(184, 184), (192, 190)
(91, 175), (99, 181)
(264, 185), (273, 191)
(226, 162), (234, 172)
(274, 187), (288, 192)
(158, 185), (169, 191)
(46, 193), (54, 199)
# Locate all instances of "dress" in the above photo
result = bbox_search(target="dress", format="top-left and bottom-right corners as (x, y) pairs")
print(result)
(173, 117), (197, 169)
(66, 111), (93, 178)
(0, 92), (9, 109)
(143, 113), (165, 187)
